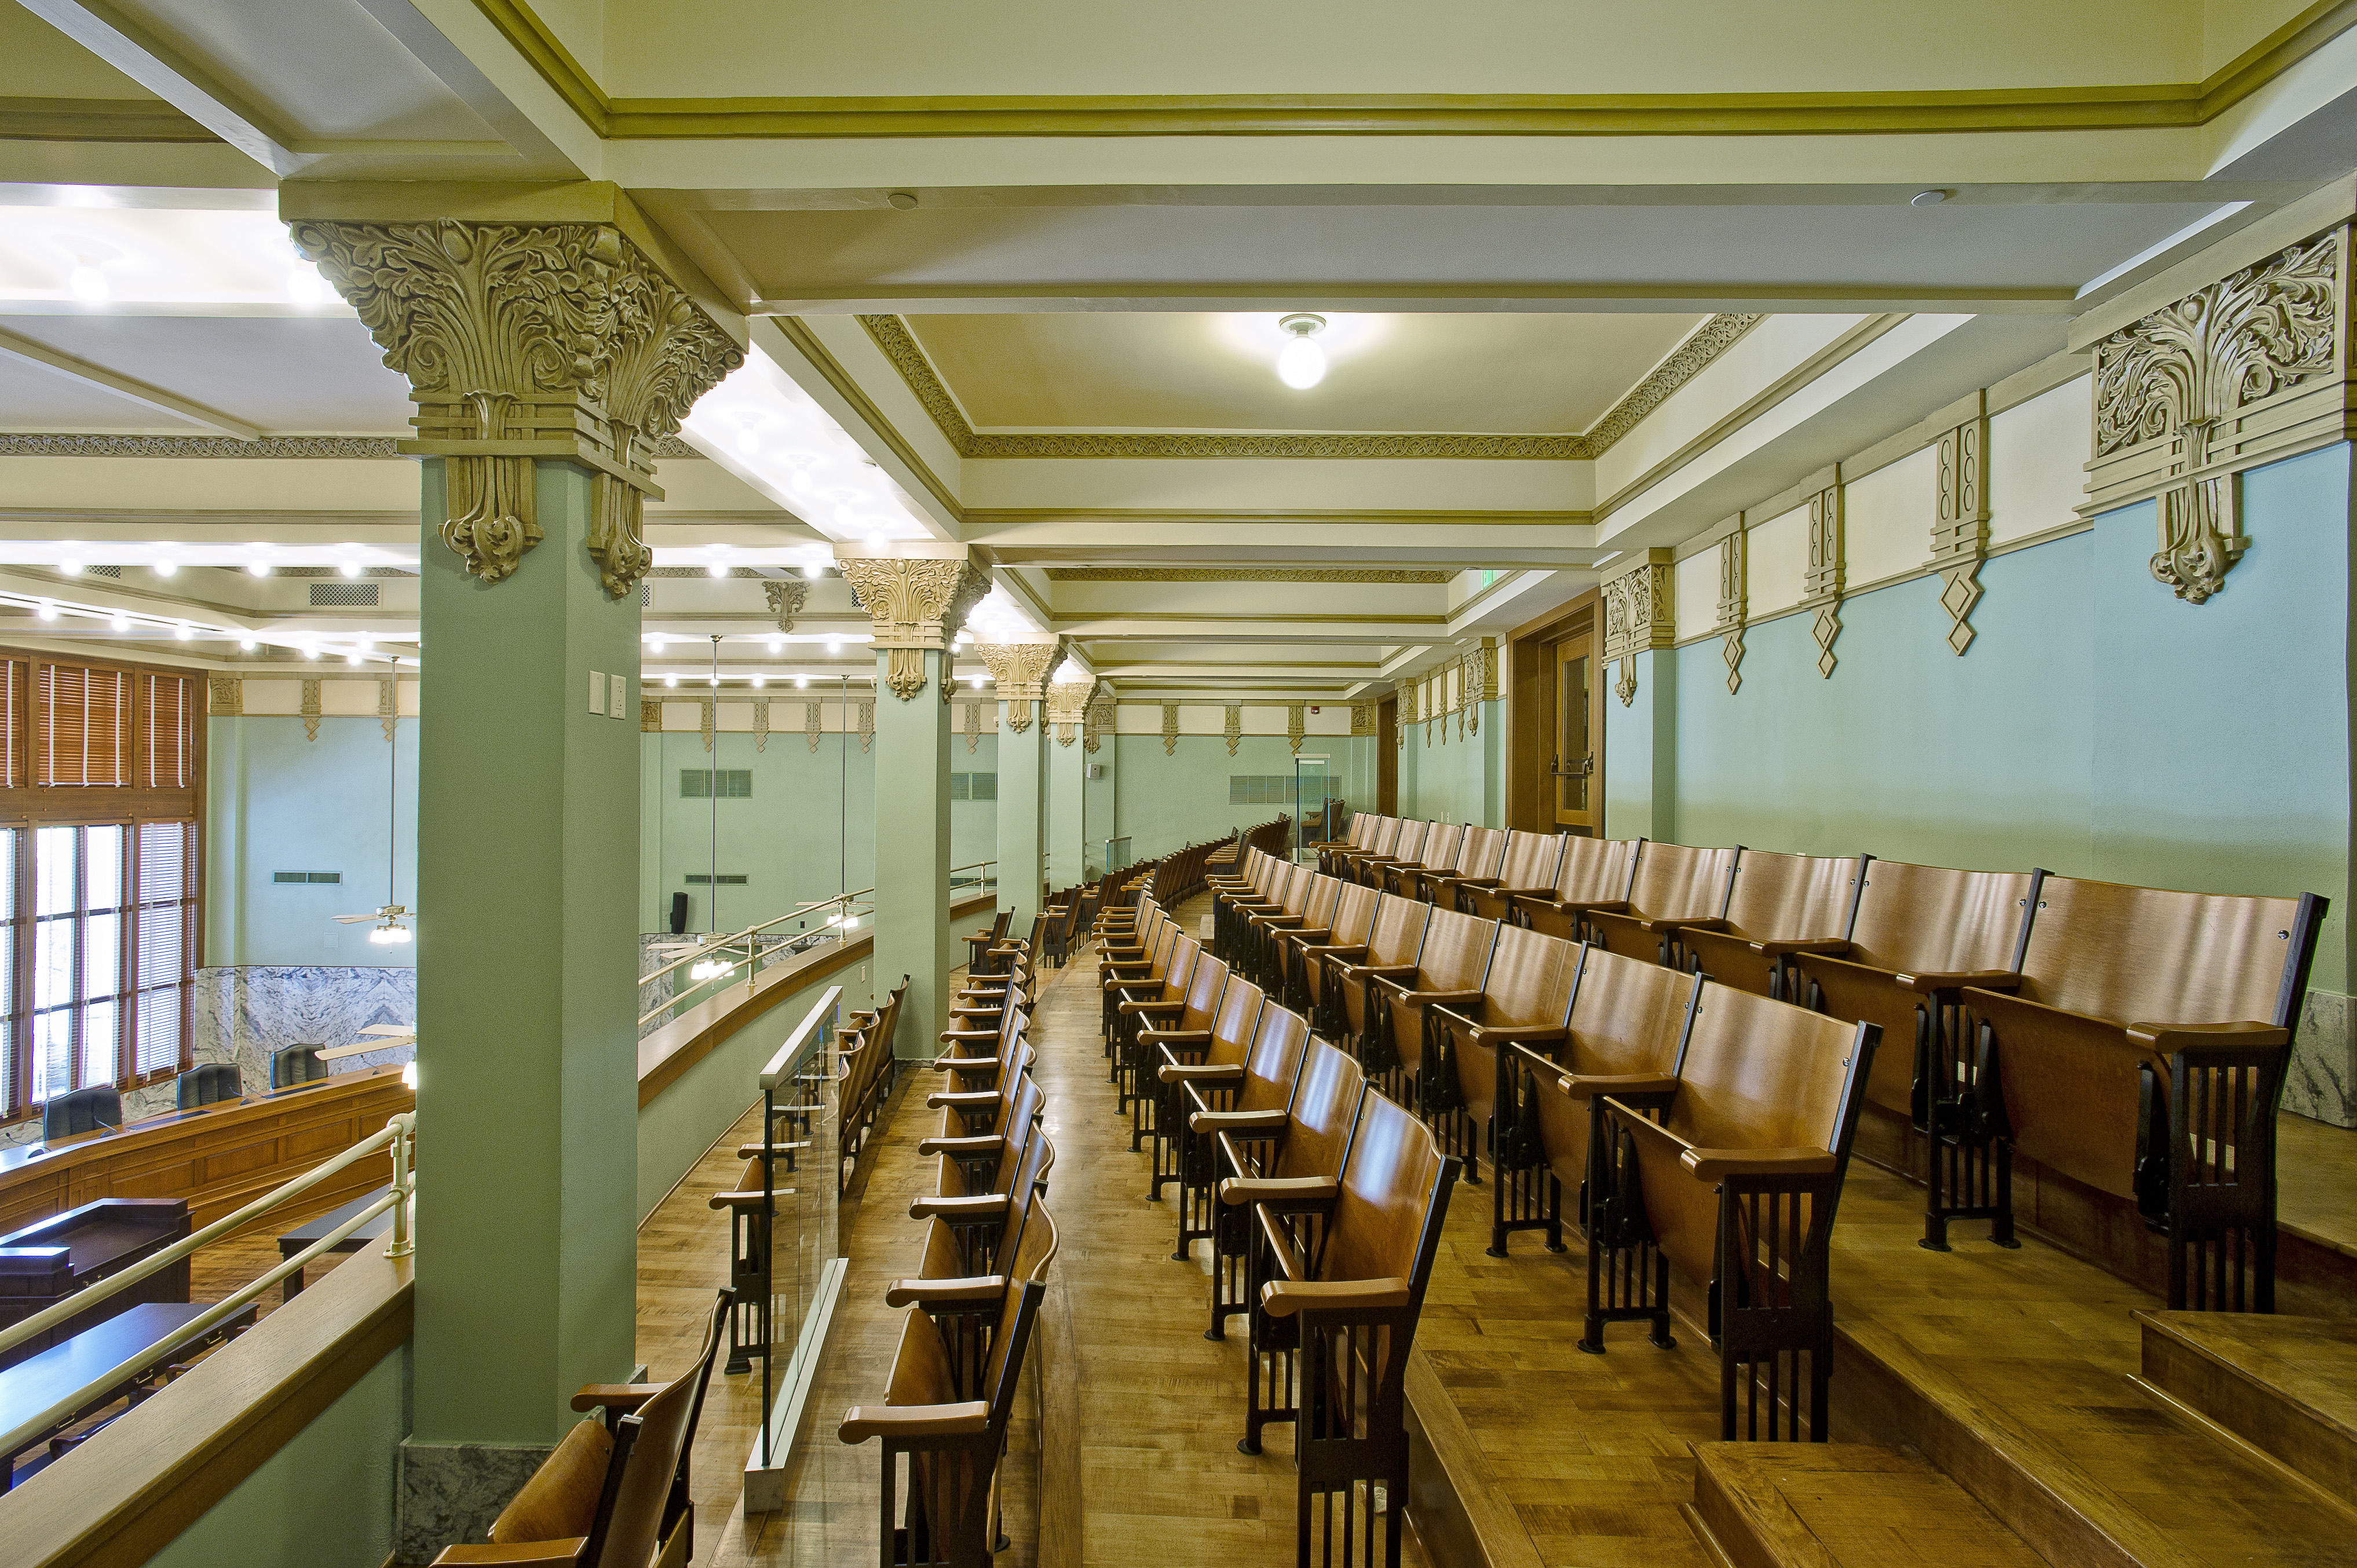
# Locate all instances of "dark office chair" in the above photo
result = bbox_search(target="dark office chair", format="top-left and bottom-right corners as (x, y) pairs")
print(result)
(176, 1062), (242, 1110)
(43, 1085), (123, 1141)
(272, 1046), (328, 1090)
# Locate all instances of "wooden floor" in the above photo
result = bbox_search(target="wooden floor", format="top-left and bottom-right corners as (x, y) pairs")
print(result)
(622, 897), (2357, 1568)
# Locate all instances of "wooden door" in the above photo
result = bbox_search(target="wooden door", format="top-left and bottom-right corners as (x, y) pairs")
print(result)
(1551, 631), (1599, 834)
(1376, 697), (1398, 814)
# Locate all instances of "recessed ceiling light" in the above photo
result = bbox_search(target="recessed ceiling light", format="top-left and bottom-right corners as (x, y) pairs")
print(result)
(68, 262), (108, 302)
(239, 635), (257, 651)
(60, 560), (82, 576)
(802, 561), (823, 579)
(340, 559), (363, 578)
(886, 191), (919, 210)
(154, 560), (177, 578)
(707, 562), (729, 579)
(664, 674), (679, 688)
(36, 600), (57, 622)
(109, 609), (128, 631)
(752, 674), (767, 689)
(1277, 313), (1327, 389)
(768, 635), (783, 654)
(174, 623), (190, 641)
(826, 637), (842, 655)
(1910, 189), (1952, 207)
(249, 560), (272, 577)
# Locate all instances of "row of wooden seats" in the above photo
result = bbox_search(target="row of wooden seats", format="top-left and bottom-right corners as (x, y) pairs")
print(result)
(1095, 886), (1461, 1568)
(832, 937), (1059, 1568)
(1222, 816), (2327, 1312)
(838, 975), (911, 1198)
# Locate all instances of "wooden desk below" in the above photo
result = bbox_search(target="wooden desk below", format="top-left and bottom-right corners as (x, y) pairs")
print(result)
(0, 1068), (415, 1240)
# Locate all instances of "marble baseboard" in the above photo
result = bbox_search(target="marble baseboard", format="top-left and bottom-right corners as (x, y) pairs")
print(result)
(395, 1439), (553, 1564)
(2286, 987), (2356, 1128)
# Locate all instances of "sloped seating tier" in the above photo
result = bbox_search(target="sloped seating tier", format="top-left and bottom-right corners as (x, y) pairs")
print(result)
(1119, 949), (1230, 1148)
(1589, 983), (1879, 1440)
(1241, 871), (1343, 994)
(1391, 823), (1502, 902)
(1204, 1040), (1367, 1343)
(1276, 880), (1380, 1019)
(1170, 1000), (1312, 1281)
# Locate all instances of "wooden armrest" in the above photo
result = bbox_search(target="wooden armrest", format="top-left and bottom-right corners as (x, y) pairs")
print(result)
(1219, 1175), (1340, 1208)
(838, 1401), (991, 1444)
(1337, 962), (1418, 984)
(2126, 1020), (2289, 1055)
(1192, 1106), (1289, 1134)
(917, 1134), (1005, 1157)
(1301, 943), (1368, 960)
(1119, 998), (1187, 1015)
(883, 1274), (1006, 1309)
(1898, 968), (2022, 993)
(938, 1027), (999, 1041)
(432, 1543), (589, 1566)
(1680, 1146), (1839, 1182)
(708, 1189), (774, 1209)
(1431, 1009), (1566, 1047)
(909, 1194), (1007, 1221)
(1554, 897), (1629, 915)
(1260, 1277), (1412, 1320)
(1644, 914), (1727, 935)
(1282, 926), (1335, 943)
(1160, 1062), (1244, 1084)
(1139, 1027), (1212, 1046)
(1746, 936), (1854, 957)
(926, 1090), (996, 1109)
(571, 1383), (659, 1413)
(1561, 1071), (1680, 1100)
(1447, 875), (1503, 889)
(1382, 985), (1487, 1008)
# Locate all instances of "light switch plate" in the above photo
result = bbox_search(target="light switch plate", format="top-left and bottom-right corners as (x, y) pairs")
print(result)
(587, 670), (607, 715)
(609, 677), (628, 720)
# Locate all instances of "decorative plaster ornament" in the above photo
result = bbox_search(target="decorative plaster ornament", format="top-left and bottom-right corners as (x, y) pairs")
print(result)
(1161, 703), (1179, 756)
(641, 699), (662, 733)
(806, 699), (823, 752)
(378, 675), (397, 741)
(1930, 414), (1990, 652)
(1047, 681), (1094, 747)
(1084, 693), (1114, 754)
(838, 555), (991, 700)
(977, 641), (1063, 732)
(209, 675), (242, 717)
(1288, 704), (1307, 754)
(857, 700), (874, 753)
(1716, 527), (1748, 694)
(1803, 485), (1844, 678)
(288, 219), (741, 597)
(963, 698), (981, 754)
(300, 678), (321, 742)
(1225, 704), (1243, 758)
(752, 697), (770, 752)
(1601, 552), (1675, 705)
(700, 698), (715, 753)
(763, 579), (808, 633)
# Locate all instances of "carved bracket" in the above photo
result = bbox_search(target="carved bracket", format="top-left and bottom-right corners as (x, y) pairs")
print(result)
(1223, 703), (1243, 757)
(1930, 409), (1991, 652)
(1600, 550), (1675, 706)
(752, 697), (770, 752)
(1161, 703), (1180, 756)
(763, 578), (809, 633)
(1716, 526), (1747, 695)
(1288, 703), (1307, 754)
(1801, 483), (1844, 678)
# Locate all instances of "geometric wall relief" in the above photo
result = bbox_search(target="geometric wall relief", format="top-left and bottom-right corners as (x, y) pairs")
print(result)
(1600, 550), (1675, 706)
(1715, 525), (1747, 694)
(1800, 480), (1844, 678)
(1930, 404), (1991, 652)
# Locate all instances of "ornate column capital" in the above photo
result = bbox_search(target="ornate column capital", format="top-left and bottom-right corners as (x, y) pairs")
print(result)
(1599, 549), (1675, 706)
(835, 550), (992, 701)
(289, 214), (742, 597)
(1046, 677), (1098, 746)
(976, 640), (1065, 731)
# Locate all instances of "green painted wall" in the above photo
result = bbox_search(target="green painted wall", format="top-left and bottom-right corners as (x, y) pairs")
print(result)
(204, 716), (417, 968)
(1112, 734), (1336, 859)
(1398, 703), (1503, 828)
(1615, 443), (2350, 991)
(147, 1343), (408, 1568)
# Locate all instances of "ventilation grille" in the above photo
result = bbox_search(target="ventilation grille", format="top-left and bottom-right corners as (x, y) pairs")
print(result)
(309, 583), (381, 606)
(640, 583), (651, 606)
(85, 565), (121, 578)
(681, 768), (752, 798)
(949, 772), (997, 801)
(685, 873), (748, 885)
(1229, 775), (1299, 805)
(272, 870), (341, 884)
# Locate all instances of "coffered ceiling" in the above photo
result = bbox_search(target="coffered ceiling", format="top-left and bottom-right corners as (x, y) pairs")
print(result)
(0, 0), (2353, 699)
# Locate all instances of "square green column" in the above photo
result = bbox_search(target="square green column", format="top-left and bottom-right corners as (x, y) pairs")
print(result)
(412, 461), (642, 1450)
(1046, 705), (1087, 887)
(996, 709), (1047, 923)
(871, 646), (957, 1052)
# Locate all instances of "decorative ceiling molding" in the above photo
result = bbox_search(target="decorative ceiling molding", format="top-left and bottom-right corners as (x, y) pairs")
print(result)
(473, 0), (2357, 140)
(860, 312), (1759, 461)
(1043, 567), (1453, 584)
(0, 432), (699, 460)
(0, 96), (220, 143)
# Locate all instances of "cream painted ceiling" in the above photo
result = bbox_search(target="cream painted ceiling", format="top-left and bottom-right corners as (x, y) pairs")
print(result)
(903, 312), (1705, 434)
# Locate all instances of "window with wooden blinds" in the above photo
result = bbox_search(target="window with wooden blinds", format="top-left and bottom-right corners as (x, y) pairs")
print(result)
(0, 660), (20, 790)
(37, 663), (130, 787)
(142, 673), (194, 789)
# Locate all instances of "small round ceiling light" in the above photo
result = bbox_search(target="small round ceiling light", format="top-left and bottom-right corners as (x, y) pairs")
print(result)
(154, 560), (177, 578)
(339, 558), (363, 578)
(1277, 314), (1327, 390)
(1910, 189), (1952, 207)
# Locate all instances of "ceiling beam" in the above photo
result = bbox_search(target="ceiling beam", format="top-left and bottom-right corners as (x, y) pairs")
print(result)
(0, 324), (262, 441)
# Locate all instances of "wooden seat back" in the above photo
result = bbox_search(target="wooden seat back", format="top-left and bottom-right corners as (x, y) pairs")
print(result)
(1455, 827), (1507, 882)
(1271, 1042), (1369, 1181)
(1333, 896), (1433, 1040)
(1314, 1094), (1453, 1293)
(1364, 817), (1404, 859)
(1233, 1004), (1312, 1116)
(1793, 860), (2036, 1114)
(1294, 882), (1384, 1011)
(1583, 843), (1738, 962)
(1516, 952), (1703, 1201)
(1164, 953), (1230, 1035)
(1683, 851), (1866, 996)
(1985, 873), (2315, 1203)
(1515, 837), (1642, 938)
(1438, 923), (1581, 1132)
(1458, 830), (1561, 919)
(1414, 822), (1465, 872)
(1384, 908), (1500, 1074)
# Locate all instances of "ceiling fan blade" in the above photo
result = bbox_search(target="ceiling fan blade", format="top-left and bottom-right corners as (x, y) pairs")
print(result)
(359, 1024), (415, 1036)
(333, 914), (375, 923)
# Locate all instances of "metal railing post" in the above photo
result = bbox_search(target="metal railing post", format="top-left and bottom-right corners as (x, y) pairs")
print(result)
(387, 1112), (415, 1258)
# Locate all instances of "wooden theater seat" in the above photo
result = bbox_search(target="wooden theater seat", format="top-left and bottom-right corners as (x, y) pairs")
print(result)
(1240, 871), (1342, 992)
(433, 1292), (731, 1568)
(1495, 951), (1703, 1258)
(1589, 983), (1879, 1441)
(1957, 875), (2325, 1307)
(908, 1080), (1051, 1280)
(1215, 861), (1306, 963)
(1675, 851), (1869, 998)
(1309, 812), (1381, 874)
(1169, 1003), (1312, 1282)
(1361, 907), (1501, 1116)
(1510, 835), (1643, 941)
(1376, 821), (1462, 897)
(1203, 1041), (1369, 1340)
(1390, 824), (1499, 902)
(962, 910), (1013, 975)
(1272, 880), (1381, 1018)
(1343, 817), (1431, 886)
(1223, 1089), (1460, 1568)
(1421, 923), (1580, 1230)
(1460, 830), (1572, 922)
(1117, 951), (1229, 1133)
(1572, 841), (1741, 966)
(1142, 975), (1265, 1200)
(930, 1007), (1025, 1096)
(1314, 896), (1431, 1056)
(924, 1043), (1037, 1145)
(839, 1204), (1056, 1568)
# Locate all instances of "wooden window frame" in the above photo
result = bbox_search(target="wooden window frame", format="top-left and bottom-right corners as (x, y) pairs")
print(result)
(0, 645), (206, 1124)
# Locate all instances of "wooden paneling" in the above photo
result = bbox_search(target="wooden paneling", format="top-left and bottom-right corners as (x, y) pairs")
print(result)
(0, 1067), (412, 1238)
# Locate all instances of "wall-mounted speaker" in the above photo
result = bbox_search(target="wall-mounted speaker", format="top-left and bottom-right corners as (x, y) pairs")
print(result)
(669, 891), (689, 934)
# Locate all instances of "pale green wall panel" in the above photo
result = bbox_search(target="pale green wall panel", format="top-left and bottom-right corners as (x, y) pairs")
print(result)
(147, 1345), (408, 1568)
(1398, 703), (1502, 827)
(1113, 734), (1306, 858)
(204, 716), (417, 968)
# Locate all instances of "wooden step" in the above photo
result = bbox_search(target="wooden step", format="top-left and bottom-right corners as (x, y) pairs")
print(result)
(1687, 1443), (2046, 1568)
(2138, 1311), (2357, 1499)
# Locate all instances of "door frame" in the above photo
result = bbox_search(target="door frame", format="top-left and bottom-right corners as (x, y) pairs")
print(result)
(1505, 590), (1603, 834)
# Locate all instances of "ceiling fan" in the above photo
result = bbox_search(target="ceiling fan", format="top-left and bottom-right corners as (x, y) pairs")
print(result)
(336, 655), (416, 946)
(317, 1023), (415, 1061)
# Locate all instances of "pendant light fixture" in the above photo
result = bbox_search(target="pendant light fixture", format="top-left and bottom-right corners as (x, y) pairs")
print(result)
(1276, 313), (1328, 389)
(334, 656), (415, 944)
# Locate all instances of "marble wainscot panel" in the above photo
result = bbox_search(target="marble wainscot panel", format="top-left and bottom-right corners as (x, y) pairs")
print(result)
(195, 964), (419, 1087)
(0, 965), (418, 1151)
(2286, 986), (2356, 1129)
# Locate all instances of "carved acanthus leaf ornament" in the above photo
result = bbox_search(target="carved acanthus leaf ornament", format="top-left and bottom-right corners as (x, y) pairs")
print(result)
(763, 579), (808, 633)
(288, 218), (741, 595)
(2093, 234), (2340, 603)
(1046, 680), (1096, 747)
(837, 556), (991, 700)
(977, 642), (1064, 731)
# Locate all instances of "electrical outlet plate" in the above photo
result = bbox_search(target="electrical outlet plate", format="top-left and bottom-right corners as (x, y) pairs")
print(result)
(609, 676), (627, 721)
(588, 670), (607, 715)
